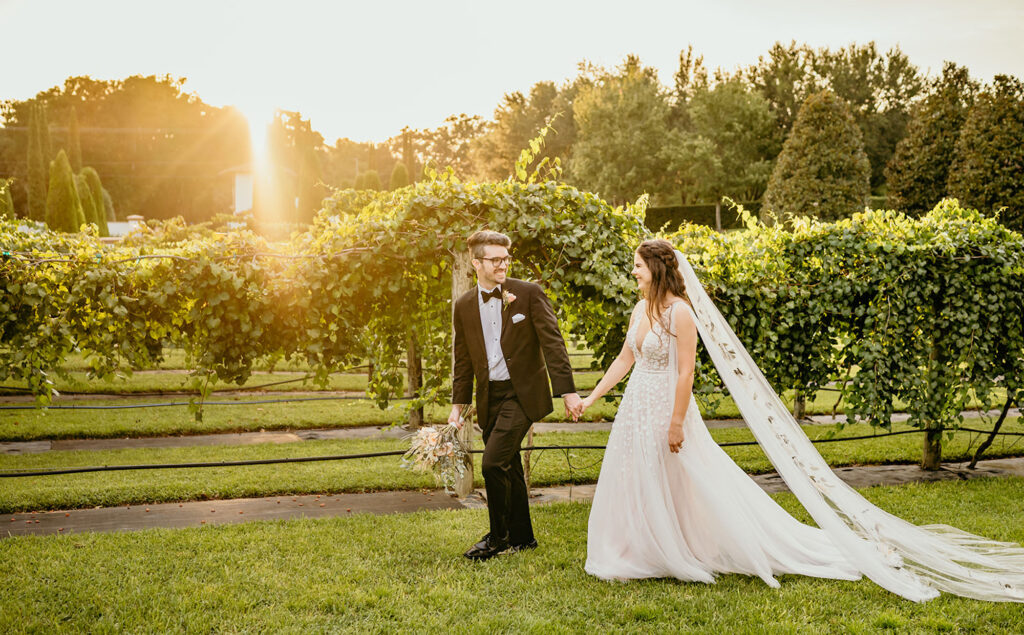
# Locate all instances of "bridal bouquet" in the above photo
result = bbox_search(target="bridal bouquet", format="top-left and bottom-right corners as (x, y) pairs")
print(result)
(400, 423), (470, 494)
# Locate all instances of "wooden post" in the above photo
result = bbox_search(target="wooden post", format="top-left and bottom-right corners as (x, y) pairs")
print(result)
(793, 389), (806, 420)
(523, 428), (534, 493)
(452, 249), (475, 497)
(406, 334), (423, 428)
(715, 200), (722, 232)
(921, 340), (943, 471)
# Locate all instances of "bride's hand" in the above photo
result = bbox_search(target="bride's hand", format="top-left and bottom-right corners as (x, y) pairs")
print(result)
(668, 424), (684, 453)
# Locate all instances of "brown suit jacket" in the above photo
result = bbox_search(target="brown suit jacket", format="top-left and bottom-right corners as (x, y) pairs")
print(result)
(451, 277), (576, 424)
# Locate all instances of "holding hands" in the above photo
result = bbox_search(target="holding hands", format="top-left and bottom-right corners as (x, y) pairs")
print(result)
(563, 392), (585, 422)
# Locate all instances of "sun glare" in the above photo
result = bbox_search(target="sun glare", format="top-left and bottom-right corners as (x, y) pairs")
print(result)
(237, 104), (273, 169)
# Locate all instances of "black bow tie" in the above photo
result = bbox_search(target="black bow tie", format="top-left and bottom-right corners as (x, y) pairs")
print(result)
(481, 287), (502, 303)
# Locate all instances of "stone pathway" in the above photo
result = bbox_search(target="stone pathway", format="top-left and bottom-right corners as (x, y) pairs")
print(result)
(5, 457), (1023, 538)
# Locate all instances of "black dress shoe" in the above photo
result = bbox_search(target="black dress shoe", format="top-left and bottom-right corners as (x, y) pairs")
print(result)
(464, 533), (509, 561)
(508, 539), (538, 553)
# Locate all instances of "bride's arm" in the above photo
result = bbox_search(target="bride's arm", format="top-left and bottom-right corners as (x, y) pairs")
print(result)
(668, 303), (698, 452)
(581, 305), (639, 411)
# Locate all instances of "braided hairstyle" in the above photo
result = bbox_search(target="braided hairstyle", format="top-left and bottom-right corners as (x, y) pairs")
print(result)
(636, 239), (689, 337)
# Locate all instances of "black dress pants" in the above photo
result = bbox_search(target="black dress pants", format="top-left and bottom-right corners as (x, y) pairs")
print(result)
(481, 380), (534, 544)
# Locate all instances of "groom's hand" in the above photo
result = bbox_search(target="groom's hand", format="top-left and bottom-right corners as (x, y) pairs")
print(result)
(447, 405), (464, 429)
(563, 393), (583, 422)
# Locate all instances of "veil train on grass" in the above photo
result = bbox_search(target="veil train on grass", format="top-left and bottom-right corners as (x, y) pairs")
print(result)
(675, 249), (1024, 603)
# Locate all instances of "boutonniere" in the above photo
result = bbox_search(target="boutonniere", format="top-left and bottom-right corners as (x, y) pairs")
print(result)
(502, 289), (517, 308)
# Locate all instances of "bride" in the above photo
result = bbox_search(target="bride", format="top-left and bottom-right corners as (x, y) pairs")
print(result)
(578, 238), (1024, 602)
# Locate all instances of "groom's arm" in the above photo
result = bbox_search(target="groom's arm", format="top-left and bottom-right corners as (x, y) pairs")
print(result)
(529, 284), (576, 397)
(451, 306), (474, 407)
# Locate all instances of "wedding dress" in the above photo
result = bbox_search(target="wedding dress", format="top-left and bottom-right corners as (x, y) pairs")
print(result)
(585, 252), (1024, 602)
(586, 300), (862, 586)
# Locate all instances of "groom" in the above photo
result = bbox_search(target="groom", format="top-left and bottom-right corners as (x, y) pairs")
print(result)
(449, 230), (582, 560)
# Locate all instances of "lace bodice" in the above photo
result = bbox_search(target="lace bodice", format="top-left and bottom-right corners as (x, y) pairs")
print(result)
(627, 300), (679, 372)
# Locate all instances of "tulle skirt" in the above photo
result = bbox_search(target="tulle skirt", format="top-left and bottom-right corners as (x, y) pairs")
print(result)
(584, 368), (862, 586)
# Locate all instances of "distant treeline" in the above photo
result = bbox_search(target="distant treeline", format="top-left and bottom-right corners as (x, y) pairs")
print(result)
(1, 42), (1021, 230)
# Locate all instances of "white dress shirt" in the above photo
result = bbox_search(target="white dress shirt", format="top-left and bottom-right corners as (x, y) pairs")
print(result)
(478, 284), (511, 381)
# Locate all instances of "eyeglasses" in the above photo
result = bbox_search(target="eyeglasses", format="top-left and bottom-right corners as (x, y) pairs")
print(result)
(479, 256), (512, 267)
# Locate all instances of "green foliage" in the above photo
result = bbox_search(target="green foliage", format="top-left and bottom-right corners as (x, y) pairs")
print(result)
(25, 106), (47, 221)
(67, 105), (82, 172)
(38, 102), (52, 160)
(947, 75), (1024, 231)
(0, 178), (13, 219)
(668, 199), (1024, 469)
(663, 77), (776, 204)
(473, 82), (577, 181)
(74, 174), (99, 229)
(3, 162), (1022, 472)
(0, 168), (648, 419)
(388, 161), (409, 189)
(44, 150), (86, 232)
(763, 91), (871, 221)
(2, 76), (247, 224)
(886, 63), (978, 216)
(569, 56), (674, 205)
(354, 169), (381, 191)
(80, 167), (109, 236)
(745, 41), (924, 190)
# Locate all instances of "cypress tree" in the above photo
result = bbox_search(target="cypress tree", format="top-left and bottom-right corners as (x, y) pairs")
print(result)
(26, 105), (47, 221)
(80, 167), (109, 236)
(0, 179), (14, 219)
(885, 63), (977, 216)
(948, 75), (1024, 230)
(68, 106), (83, 172)
(39, 104), (53, 161)
(357, 169), (381, 191)
(75, 174), (99, 229)
(389, 161), (409, 189)
(45, 150), (86, 232)
(763, 91), (870, 221)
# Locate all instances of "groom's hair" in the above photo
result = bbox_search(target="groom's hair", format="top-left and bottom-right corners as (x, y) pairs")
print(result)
(467, 230), (511, 259)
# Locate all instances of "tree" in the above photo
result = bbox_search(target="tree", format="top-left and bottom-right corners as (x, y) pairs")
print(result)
(389, 161), (409, 189)
(354, 169), (381, 191)
(812, 43), (924, 189)
(68, 106), (82, 172)
(569, 56), (674, 204)
(417, 114), (488, 178)
(746, 41), (819, 145)
(0, 178), (14, 219)
(886, 63), (977, 215)
(75, 173), (100, 228)
(1, 75), (249, 223)
(746, 42), (923, 190)
(80, 166), (109, 236)
(26, 106), (47, 221)
(45, 150), (86, 232)
(472, 81), (578, 180)
(39, 103), (52, 161)
(763, 91), (870, 221)
(948, 75), (1024, 230)
(663, 76), (776, 207)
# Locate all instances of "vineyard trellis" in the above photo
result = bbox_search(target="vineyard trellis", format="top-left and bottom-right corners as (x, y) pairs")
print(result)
(2, 154), (1023, 470)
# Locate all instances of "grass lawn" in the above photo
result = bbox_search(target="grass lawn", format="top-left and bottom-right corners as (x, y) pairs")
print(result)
(2, 420), (1022, 514)
(2, 478), (1024, 632)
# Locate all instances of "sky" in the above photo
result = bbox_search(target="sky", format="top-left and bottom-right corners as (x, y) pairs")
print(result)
(2, 0), (1022, 144)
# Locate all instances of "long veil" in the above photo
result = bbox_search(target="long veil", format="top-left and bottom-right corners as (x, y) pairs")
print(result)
(675, 249), (1024, 602)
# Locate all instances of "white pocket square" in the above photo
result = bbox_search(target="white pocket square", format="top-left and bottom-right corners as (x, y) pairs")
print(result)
(511, 313), (526, 324)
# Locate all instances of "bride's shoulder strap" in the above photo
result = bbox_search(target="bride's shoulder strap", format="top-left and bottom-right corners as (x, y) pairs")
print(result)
(667, 300), (694, 334)
(628, 299), (645, 327)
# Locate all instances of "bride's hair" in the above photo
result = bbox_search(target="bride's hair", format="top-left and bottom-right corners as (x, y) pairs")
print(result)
(637, 239), (689, 336)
